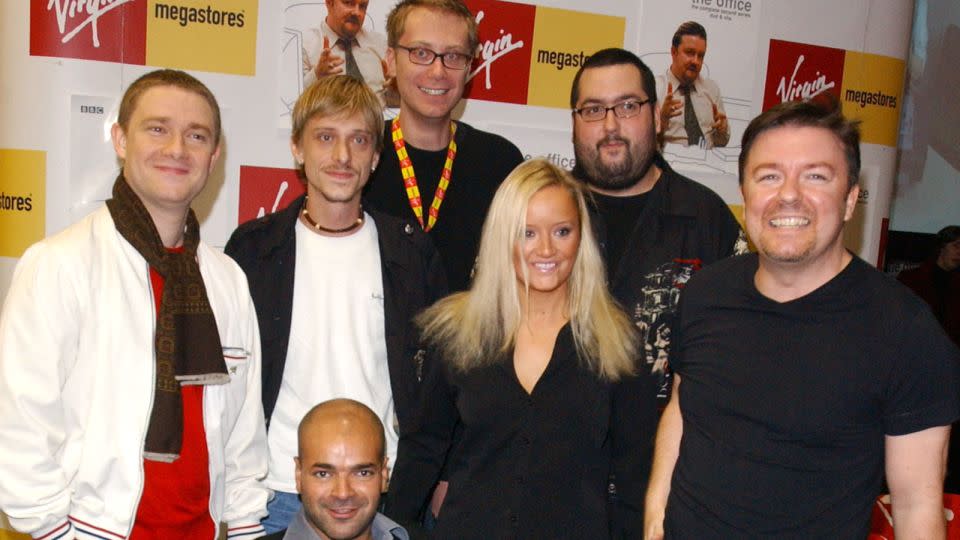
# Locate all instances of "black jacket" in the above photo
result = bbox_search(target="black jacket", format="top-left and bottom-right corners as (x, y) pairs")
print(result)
(590, 155), (746, 404)
(225, 195), (448, 429)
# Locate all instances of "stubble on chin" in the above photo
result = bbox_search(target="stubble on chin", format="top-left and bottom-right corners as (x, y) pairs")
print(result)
(755, 234), (815, 265)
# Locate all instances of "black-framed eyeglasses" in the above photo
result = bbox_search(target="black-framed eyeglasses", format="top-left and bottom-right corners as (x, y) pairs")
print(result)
(572, 99), (652, 122)
(394, 45), (473, 70)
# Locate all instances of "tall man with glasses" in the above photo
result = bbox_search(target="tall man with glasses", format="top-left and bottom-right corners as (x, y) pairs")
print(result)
(569, 48), (746, 412)
(363, 0), (523, 293)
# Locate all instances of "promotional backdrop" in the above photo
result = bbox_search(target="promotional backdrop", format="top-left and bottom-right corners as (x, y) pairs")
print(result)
(0, 1), (917, 533)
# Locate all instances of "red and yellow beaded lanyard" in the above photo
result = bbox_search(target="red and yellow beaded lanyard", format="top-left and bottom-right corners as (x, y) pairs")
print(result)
(391, 116), (457, 232)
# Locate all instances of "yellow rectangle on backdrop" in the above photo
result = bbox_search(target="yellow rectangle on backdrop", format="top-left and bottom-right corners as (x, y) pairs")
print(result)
(0, 149), (45, 258)
(840, 51), (904, 147)
(527, 7), (625, 109)
(146, 0), (258, 76)
(0, 524), (30, 540)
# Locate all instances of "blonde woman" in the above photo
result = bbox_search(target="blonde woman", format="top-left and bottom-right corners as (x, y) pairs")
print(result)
(385, 159), (657, 538)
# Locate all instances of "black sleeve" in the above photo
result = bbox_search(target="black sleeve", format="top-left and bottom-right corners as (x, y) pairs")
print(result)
(609, 368), (659, 538)
(884, 307), (960, 435)
(384, 350), (459, 526)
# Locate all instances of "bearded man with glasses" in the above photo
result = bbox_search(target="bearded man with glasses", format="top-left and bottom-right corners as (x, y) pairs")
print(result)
(363, 0), (523, 294)
(570, 48), (747, 418)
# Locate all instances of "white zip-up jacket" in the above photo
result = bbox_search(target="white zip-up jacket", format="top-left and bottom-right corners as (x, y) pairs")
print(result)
(0, 207), (270, 539)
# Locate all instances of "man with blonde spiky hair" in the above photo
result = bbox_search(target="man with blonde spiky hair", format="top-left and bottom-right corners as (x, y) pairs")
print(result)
(227, 75), (446, 533)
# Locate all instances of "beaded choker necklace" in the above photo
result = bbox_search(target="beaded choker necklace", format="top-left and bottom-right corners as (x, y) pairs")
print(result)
(301, 196), (364, 234)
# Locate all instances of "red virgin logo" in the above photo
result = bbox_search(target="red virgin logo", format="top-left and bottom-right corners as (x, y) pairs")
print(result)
(463, 0), (534, 105)
(237, 166), (305, 225)
(762, 39), (845, 111)
(30, 0), (146, 64)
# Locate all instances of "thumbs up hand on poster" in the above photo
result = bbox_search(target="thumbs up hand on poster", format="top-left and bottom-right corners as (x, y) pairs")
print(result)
(313, 36), (345, 79)
(711, 101), (729, 137)
(659, 82), (682, 134)
(708, 99), (730, 147)
(381, 58), (400, 107)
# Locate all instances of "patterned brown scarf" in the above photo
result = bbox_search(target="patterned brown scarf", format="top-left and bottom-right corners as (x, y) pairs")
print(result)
(106, 175), (228, 462)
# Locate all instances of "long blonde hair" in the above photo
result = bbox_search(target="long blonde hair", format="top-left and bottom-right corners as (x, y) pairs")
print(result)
(417, 159), (638, 381)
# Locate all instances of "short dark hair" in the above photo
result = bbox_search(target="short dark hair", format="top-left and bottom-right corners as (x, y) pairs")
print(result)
(117, 69), (222, 145)
(672, 21), (707, 48)
(937, 226), (960, 250)
(386, 0), (478, 53)
(738, 98), (861, 190)
(569, 48), (657, 109)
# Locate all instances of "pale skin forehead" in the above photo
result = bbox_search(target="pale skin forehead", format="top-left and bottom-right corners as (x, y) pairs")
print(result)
(675, 35), (706, 50)
(576, 64), (648, 105)
(298, 400), (385, 459)
(126, 86), (217, 135)
(297, 110), (378, 143)
(744, 125), (848, 175)
(400, 7), (471, 52)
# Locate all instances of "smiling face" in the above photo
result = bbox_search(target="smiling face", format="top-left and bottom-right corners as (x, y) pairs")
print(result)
(670, 34), (706, 86)
(292, 111), (379, 206)
(295, 414), (387, 540)
(111, 85), (220, 218)
(741, 125), (859, 271)
(514, 185), (581, 299)
(572, 64), (659, 194)
(386, 7), (471, 126)
(326, 0), (368, 39)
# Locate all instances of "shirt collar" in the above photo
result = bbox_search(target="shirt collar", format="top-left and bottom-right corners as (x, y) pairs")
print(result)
(322, 19), (369, 47)
(283, 509), (408, 540)
(665, 67), (700, 94)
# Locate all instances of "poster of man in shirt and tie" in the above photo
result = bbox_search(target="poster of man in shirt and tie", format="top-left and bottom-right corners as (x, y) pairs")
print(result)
(656, 20), (729, 150)
(279, 0), (398, 121)
(637, 1), (759, 192)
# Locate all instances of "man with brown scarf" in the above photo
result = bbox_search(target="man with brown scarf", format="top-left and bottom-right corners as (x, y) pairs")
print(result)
(0, 70), (269, 539)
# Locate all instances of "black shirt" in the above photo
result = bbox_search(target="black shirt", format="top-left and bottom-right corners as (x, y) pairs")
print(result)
(592, 191), (650, 273)
(386, 324), (657, 539)
(364, 120), (524, 292)
(668, 254), (960, 538)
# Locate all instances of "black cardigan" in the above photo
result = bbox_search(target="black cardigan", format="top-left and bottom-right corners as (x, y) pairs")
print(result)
(386, 324), (657, 539)
(224, 194), (447, 430)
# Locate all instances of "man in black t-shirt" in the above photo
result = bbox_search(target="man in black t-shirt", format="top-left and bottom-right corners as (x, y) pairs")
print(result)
(645, 100), (960, 538)
(568, 48), (746, 406)
(363, 0), (523, 293)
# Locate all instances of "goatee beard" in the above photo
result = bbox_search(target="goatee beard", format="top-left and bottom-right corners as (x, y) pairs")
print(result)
(572, 137), (654, 192)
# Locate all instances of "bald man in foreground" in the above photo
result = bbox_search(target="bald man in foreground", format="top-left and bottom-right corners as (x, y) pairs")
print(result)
(264, 399), (408, 540)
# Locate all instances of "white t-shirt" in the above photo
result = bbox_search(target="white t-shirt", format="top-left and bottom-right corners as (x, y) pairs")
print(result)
(265, 215), (395, 492)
